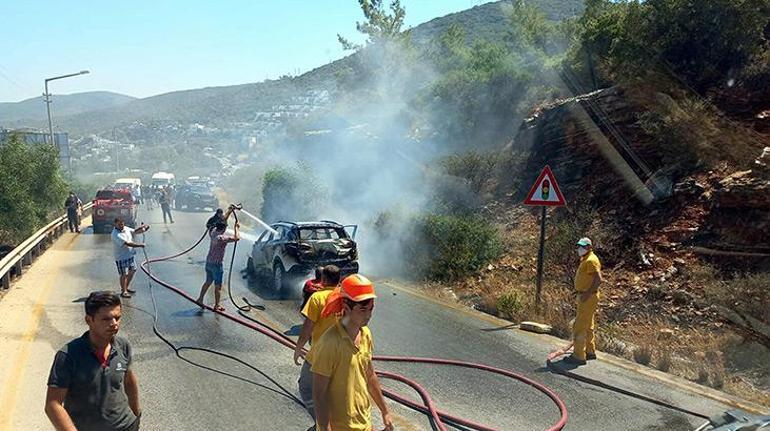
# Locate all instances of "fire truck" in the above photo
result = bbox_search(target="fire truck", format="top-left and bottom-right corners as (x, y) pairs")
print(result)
(92, 187), (138, 234)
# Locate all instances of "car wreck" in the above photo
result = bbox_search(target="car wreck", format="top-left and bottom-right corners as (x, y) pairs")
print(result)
(247, 220), (358, 291)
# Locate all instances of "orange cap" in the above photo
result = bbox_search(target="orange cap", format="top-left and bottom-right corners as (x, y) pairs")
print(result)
(340, 274), (377, 302)
(320, 274), (376, 317)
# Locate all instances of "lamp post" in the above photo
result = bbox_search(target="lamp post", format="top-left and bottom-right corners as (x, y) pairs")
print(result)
(43, 70), (89, 170)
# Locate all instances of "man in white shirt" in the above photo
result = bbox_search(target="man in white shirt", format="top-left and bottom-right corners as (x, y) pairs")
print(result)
(111, 218), (150, 299)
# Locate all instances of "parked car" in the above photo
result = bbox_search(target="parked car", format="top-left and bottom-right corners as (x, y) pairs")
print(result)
(248, 220), (359, 291)
(174, 184), (219, 211)
(92, 187), (137, 233)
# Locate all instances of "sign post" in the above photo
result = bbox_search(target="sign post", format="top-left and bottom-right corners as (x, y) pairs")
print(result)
(523, 165), (566, 308)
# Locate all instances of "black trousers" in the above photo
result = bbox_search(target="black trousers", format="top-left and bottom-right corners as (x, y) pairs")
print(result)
(161, 204), (173, 223)
(67, 210), (79, 232)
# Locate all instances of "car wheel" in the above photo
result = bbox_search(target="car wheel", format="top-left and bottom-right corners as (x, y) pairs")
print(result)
(273, 261), (285, 292)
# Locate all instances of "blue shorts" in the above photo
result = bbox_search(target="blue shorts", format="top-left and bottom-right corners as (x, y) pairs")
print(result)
(116, 257), (136, 276)
(205, 262), (224, 285)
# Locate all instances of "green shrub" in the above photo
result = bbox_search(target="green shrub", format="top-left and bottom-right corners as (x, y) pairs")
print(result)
(497, 289), (527, 319)
(261, 164), (327, 223)
(0, 134), (67, 245)
(405, 214), (502, 281)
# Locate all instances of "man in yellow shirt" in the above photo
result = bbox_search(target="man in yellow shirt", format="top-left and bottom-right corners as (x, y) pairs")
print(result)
(565, 237), (603, 366)
(295, 265), (341, 426)
(312, 274), (393, 431)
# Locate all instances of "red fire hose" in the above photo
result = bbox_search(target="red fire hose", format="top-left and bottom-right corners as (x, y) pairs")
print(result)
(140, 228), (569, 431)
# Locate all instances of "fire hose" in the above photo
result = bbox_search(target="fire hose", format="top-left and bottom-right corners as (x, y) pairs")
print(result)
(138, 208), (570, 431)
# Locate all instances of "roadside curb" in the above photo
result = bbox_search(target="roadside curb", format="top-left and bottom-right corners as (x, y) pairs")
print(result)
(380, 279), (770, 415)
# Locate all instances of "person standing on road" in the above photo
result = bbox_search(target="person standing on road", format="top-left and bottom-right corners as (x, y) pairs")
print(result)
(112, 218), (150, 299)
(142, 185), (153, 210)
(300, 266), (325, 312)
(293, 265), (340, 426)
(312, 274), (393, 431)
(564, 237), (603, 366)
(45, 290), (141, 431)
(195, 220), (240, 311)
(64, 192), (82, 233)
(158, 187), (173, 224)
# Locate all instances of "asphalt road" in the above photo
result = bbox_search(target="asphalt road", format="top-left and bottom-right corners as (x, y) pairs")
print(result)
(0, 207), (744, 430)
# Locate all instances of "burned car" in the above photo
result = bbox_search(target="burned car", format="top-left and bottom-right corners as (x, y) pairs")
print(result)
(247, 221), (358, 291)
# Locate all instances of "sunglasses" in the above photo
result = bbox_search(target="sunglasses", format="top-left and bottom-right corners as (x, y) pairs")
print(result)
(346, 298), (374, 310)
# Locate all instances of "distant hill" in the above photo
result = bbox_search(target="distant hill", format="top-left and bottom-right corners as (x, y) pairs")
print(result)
(11, 0), (582, 137)
(0, 91), (136, 126)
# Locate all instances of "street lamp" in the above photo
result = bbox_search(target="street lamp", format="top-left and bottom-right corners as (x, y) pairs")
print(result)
(43, 70), (90, 165)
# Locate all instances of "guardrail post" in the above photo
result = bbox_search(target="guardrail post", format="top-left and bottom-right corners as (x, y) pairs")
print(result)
(22, 251), (32, 266)
(1, 272), (9, 289)
(14, 260), (22, 277)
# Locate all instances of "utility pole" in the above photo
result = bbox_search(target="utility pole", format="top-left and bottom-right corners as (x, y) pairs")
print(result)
(43, 70), (90, 172)
(44, 70), (90, 146)
(113, 127), (120, 173)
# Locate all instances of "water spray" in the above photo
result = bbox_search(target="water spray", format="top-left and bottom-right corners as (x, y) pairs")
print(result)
(238, 207), (279, 236)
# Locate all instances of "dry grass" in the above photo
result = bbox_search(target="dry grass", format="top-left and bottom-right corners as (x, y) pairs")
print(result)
(656, 351), (672, 372)
(633, 345), (653, 366)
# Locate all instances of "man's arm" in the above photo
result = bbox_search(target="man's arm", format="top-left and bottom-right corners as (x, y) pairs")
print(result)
(580, 270), (602, 301)
(45, 387), (77, 431)
(134, 224), (150, 234)
(366, 363), (393, 431)
(294, 318), (314, 365)
(312, 373), (332, 431)
(124, 369), (140, 416)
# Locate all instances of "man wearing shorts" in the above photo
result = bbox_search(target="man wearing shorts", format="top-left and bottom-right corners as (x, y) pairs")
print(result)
(195, 220), (240, 311)
(111, 218), (149, 299)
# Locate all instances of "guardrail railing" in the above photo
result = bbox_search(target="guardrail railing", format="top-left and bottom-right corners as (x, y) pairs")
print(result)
(0, 202), (93, 290)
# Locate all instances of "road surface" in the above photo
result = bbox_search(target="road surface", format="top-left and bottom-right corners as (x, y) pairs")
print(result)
(0, 208), (756, 431)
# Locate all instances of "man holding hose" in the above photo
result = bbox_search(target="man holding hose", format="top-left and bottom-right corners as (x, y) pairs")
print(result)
(195, 219), (240, 311)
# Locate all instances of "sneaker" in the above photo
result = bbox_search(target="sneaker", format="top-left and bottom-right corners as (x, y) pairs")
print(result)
(562, 355), (587, 366)
(586, 352), (597, 360)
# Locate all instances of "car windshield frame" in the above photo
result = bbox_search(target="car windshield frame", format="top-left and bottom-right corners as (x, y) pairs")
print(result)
(297, 226), (347, 241)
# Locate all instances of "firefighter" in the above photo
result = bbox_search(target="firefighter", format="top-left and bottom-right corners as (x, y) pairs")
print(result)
(564, 237), (603, 366)
(293, 265), (340, 427)
(312, 274), (393, 431)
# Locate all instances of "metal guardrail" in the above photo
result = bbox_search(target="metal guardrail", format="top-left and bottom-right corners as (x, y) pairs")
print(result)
(0, 202), (93, 290)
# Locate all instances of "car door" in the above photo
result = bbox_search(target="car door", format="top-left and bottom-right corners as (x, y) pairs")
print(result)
(343, 224), (358, 239)
(261, 226), (281, 269)
(252, 230), (273, 272)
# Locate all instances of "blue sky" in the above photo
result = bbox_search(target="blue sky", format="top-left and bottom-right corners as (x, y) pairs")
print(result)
(0, 1), (488, 102)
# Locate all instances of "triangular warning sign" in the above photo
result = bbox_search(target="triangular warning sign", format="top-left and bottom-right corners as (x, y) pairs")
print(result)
(523, 165), (566, 207)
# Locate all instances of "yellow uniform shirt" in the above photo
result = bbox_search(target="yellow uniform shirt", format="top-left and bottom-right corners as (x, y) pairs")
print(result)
(311, 321), (373, 431)
(301, 288), (337, 364)
(575, 251), (601, 292)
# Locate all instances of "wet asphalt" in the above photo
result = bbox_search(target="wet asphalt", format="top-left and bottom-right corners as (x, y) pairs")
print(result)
(71, 206), (733, 431)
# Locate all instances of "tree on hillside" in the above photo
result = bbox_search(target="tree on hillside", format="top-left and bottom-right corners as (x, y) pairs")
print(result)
(568, 0), (770, 93)
(335, 0), (416, 102)
(337, 0), (407, 49)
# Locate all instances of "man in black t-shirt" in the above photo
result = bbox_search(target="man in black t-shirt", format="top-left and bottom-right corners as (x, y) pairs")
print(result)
(45, 291), (141, 431)
(64, 192), (82, 233)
